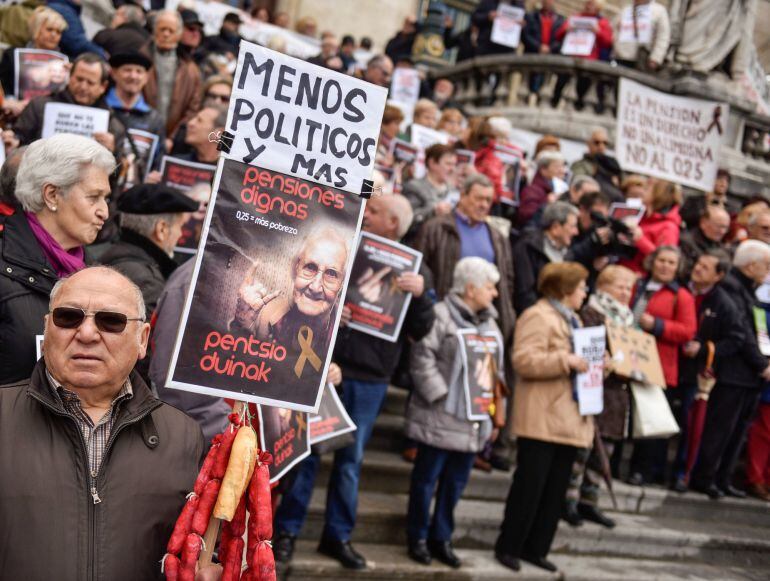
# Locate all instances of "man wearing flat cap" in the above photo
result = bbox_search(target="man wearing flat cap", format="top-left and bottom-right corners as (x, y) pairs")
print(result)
(107, 51), (166, 188)
(100, 184), (198, 317)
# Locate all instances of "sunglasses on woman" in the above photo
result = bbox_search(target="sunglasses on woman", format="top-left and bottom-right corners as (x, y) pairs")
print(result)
(50, 307), (144, 334)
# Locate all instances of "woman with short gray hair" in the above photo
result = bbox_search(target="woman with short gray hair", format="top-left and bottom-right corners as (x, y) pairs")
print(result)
(0, 133), (115, 384)
(406, 257), (505, 569)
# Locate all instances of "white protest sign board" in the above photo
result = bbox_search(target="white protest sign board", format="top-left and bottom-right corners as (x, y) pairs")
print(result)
(41, 103), (109, 139)
(562, 17), (597, 56)
(573, 326), (606, 416)
(491, 4), (525, 49)
(616, 78), (727, 192)
(225, 40), (389, 195)
(390, 68), (421, 105)
(617, 4), (652, 45)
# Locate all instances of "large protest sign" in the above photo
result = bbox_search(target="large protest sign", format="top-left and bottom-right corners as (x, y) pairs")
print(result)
(573, 326), (606, 415)
(166, 158), (365, 412)
(159, 156), (217, 254)
(491, 4), (525, 48)
(344, 232), (422, 342)
(223, 40), (388, 195)
(561, 17), (597, 56)
(309, 382), (357, 445)
(14, 49), (68, 100)
(616, 79), (727, 191)
(41, 103), (109, 138)
(257, 405), (310, 483)
(457, 329), (504, 421)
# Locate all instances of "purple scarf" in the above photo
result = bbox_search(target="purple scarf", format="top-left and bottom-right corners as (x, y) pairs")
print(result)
(25, 212), (85, 277)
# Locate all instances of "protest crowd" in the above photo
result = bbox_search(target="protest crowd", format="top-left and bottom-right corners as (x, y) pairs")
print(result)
(1, 0), (770, 579)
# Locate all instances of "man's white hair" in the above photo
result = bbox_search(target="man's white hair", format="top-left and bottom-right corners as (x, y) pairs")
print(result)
(536, 150), (566, 171)
(451, 257), (500, 294)
(487, 116), (512, 139)
(14, 134), (115, 213)
(380, 193), (413, 239)
(120, 213), (177, 240)
(734, 240), (770, 269)
(49, 266), (146, 321)
(155, 9), (183, 32)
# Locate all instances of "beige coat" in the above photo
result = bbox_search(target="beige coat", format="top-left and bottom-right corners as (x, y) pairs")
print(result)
(512, 299), (594, 448)
(612, 1), (671, 66)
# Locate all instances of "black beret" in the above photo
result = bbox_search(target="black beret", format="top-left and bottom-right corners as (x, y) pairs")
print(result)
(109, 51), (153, 71)
(118, 184), (199, 215)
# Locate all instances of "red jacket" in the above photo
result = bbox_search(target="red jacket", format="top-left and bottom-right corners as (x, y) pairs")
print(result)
(555, 12), (613, 61)
(474, 140), (505, 204)
(632, 280), (697, 388)
(622, 205), (682, 274)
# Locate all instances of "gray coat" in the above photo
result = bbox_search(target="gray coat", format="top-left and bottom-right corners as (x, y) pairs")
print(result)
(406, 294), (501, 453)
(402, 177), (447, 228)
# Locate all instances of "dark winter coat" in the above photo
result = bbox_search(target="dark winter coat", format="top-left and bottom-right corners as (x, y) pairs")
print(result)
(93, 22), (150, 56)
(48, 0), (105, 57)
(472, 0), (525, 56)
(512, 228), (550, 315)
(522, 9), (565, 54)
(0, 211), (59, 384)
(631, 279), (696, 387)
(717, 269), (769, 390)
(678, 227), (728, 282)
(99, 228), (179, 317)
(0, 361), (203, 580)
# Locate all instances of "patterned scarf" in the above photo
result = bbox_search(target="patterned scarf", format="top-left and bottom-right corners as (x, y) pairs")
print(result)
(588, 291), (635, 327)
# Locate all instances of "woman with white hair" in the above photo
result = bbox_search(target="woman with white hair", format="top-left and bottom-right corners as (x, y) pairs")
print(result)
(517, 150), (566, 227)
(0, 6), (68, 115)
(0, 133), (114, 383)
(406, 257), (504, 569)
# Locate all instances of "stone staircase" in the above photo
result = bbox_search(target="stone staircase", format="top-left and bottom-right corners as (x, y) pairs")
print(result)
(282, 388), (770, 580)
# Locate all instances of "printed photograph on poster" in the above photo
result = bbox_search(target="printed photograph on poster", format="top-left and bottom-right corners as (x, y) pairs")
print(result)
(257, 404), (310, 483)
(491, 4), (525, 49)
(561, 17), (598, 56)
(456, 329), (504, 421)
(41, 102), (109, 139)
(308, 382), (357, 445)
(609, 203), (645, 226)
(573, 326), (606, 416)
(615, 78), (727, 191)
(166, 158), (365, 412)
(344, 232), (423, 342)
(160, 155), (217, 253)
(223, 40), (388, 195)
(390, 67), (421, 105)
(118, 129), (159, 191)
(494, 142), (524, 206)
(390, 139), (419, 193)
(14, 48), (68, 100)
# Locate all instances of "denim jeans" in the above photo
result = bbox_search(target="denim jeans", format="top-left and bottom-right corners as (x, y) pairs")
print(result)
(406, 442), (476, 542)
(274, 378), (389, 540)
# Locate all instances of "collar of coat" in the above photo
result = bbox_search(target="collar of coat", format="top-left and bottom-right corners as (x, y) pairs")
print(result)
(117, 228), (179, 280)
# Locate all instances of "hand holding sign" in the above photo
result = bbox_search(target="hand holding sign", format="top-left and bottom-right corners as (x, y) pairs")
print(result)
(357, 266), (392, 303)
(396, 271), (424, 297)
(235, 264), (281, 329)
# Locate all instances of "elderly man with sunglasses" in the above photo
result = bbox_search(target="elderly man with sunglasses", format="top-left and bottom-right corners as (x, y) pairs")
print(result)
(0, 266), (218, 581)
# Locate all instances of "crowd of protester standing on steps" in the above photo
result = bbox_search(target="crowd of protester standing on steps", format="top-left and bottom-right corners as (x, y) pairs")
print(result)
(1, 0), (770, 578)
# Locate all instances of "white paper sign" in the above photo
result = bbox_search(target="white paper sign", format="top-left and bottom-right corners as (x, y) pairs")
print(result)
(41, 103), (109, 139)
(225, 40), (388, 195)
(618, 4), (652, 45)
(562, 17), (597, 56)
(574, 326), (606, 416)
(390, 68), (421, 105)
(616, 79), (727, 191)
(491, 4), (525, 49)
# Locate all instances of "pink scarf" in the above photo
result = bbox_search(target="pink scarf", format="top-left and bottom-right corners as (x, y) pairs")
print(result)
(25, 212), (85, 277)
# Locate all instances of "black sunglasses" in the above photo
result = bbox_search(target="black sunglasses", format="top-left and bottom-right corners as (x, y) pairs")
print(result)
(51, 307), (144, 334)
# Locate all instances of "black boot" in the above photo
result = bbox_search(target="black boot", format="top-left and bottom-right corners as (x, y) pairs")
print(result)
(317, 537), (367, 569)
(273, 531), (296, 564)
(521, 554), (558, 572)
(407, 539), (432, 565)
(428, 540), (461, 568)
(562, 500), (583, 527)
(577, 503), (616, 529)
(495, 551), (521, 571)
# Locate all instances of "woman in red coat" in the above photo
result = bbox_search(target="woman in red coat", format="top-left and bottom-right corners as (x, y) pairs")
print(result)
(628, 245), (697, 486)
(622, 180), (683, 274)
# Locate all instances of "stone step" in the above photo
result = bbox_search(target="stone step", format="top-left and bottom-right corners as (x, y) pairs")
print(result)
(316, 449), (770, 528)
(283, 541), (760, 581)
(294, 489), (770, 568)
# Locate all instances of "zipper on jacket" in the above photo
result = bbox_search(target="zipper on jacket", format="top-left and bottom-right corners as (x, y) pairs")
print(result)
(29, 391), (161, 581)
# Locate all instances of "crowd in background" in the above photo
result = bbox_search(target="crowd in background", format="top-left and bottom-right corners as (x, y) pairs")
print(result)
(1, 0), (770, 578)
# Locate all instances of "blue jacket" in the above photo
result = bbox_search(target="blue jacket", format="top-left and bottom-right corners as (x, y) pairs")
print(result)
(47, 0), (105, 58)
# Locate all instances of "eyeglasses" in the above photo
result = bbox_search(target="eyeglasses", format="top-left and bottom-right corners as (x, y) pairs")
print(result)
(592, 140), (609, 146)
(51, 307), (144, 334)
(298, 261), (342, 290)
(205, 93), (230, 103)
